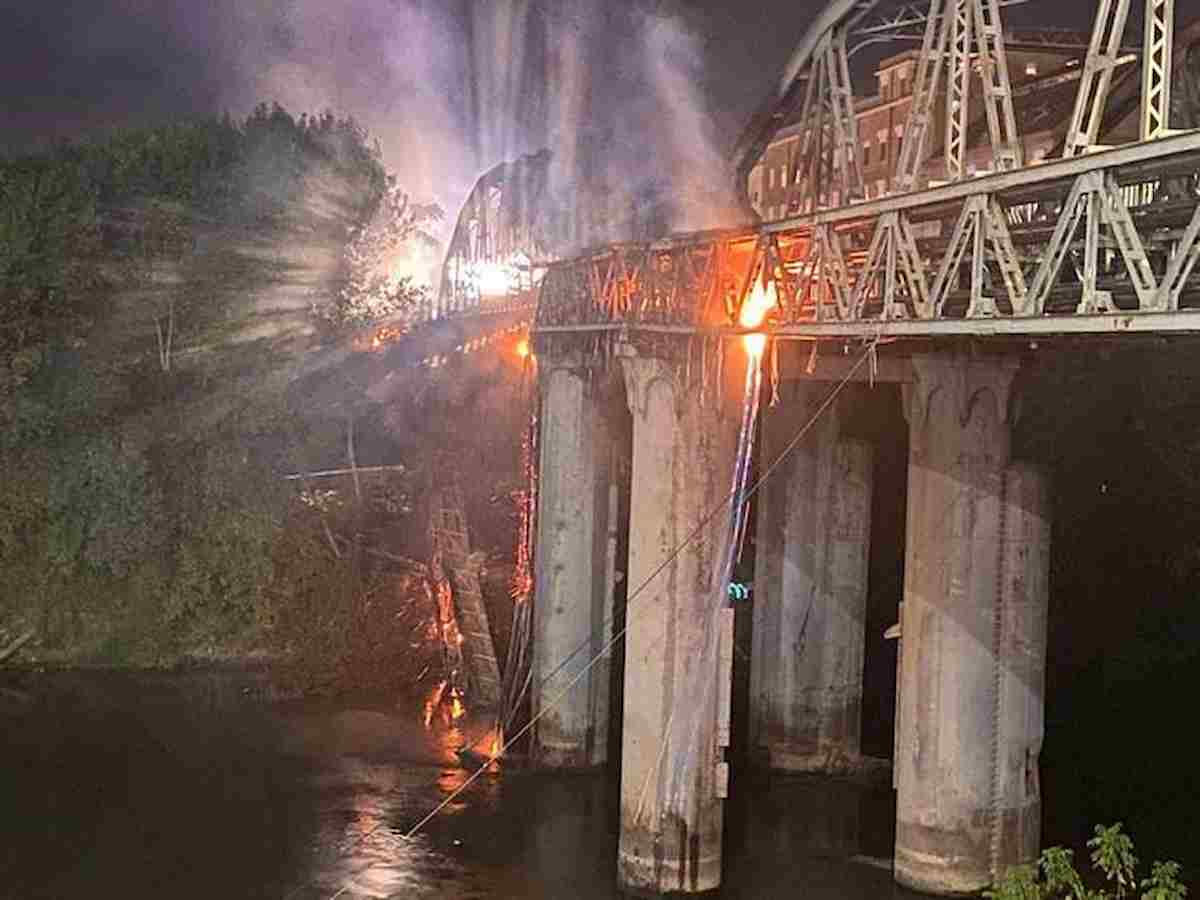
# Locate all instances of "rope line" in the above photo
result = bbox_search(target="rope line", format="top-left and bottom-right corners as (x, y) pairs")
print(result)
(399, 339), (875, 839)
(310, 338), (877, 899)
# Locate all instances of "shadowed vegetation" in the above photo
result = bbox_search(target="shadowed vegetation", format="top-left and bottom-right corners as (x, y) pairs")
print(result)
(0, 105), (453, 686)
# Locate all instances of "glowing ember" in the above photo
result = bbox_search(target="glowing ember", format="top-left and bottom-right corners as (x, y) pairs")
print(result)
(515, 338), (530, 359)
(363, 324), (408, 352)
(423, 680), (448, 729)
(510, 416), (537, 604)
(449, 688), (466, 720)
(739, 277), (778, 358)
(490, 732), (503, 757)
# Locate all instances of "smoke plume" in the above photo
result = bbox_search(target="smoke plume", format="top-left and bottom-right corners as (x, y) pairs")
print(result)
(209, 0), (743, 248)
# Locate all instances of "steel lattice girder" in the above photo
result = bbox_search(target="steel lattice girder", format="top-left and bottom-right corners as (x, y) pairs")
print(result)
(1143, 0), (1176, 141)
(1062, 0), (1137, 157)
(536, 132), (1200, 340)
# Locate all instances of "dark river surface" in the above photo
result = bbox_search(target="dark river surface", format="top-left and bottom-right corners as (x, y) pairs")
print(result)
(1, 670), (926, 900)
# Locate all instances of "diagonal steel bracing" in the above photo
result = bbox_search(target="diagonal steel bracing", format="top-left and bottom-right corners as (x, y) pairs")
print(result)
(788, 28), (866, 212)
(531, 0), (1197, 345)
(1142, 0), (1176, 141)
(1063, 0), (1135, 157)
(536, 133), (1200, 341)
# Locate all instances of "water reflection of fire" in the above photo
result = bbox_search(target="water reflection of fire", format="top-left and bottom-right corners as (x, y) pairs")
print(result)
(423, 680), (448, 728)
(422, 680), (468, 728)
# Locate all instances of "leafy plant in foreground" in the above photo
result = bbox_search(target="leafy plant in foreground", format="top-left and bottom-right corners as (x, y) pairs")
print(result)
(985, 824), (1187, 900)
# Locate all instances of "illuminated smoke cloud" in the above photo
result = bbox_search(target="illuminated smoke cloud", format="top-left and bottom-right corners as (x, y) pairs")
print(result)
(206, 0), (741, 252)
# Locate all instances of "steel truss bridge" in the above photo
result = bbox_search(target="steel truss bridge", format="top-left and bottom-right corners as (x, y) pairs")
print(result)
(532, 0), (1200, 343)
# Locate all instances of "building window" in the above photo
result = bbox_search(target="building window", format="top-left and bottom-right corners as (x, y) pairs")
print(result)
(863, 142), (872, 166)
(880, 72), (891, 101)
(877, 179), (887, 197)
(768, 168), (775, 189)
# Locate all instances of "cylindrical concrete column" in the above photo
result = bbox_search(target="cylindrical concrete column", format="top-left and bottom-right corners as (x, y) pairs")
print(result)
(531, 360), (612, 768)
(750, 382), (874, 773)
(895, 355), (1049, 895)
(615, 345), (740, 895)
(993, 461), (1050, 869)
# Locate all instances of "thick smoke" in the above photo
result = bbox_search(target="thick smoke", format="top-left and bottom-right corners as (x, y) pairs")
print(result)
(539, 1), (744, 245)
(212, 0), (479, 214)
(209, 0), (743, 256)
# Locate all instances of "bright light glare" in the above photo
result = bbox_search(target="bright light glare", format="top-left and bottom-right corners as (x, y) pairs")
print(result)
(477, 263), (512, 297)
(515, 338), (530, 359)
(740, 277), (777, 358)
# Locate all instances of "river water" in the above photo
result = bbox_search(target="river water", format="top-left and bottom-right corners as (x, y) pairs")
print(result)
(1, 670), (927, 900)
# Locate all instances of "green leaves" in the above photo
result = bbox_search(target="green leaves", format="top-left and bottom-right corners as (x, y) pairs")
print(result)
(0, 101), (408, 668)
(46, 435), (164, 577)
(1090, 824), (1138, 898)
(1042, 847), (1089, 899)
(984, 863), (1042, 900)
(1140, 862), (1188, 900)
(986, 825), (1187, 900)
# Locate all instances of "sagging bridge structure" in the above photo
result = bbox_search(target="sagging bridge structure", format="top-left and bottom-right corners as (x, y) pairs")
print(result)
(512, 0), (1200, 897)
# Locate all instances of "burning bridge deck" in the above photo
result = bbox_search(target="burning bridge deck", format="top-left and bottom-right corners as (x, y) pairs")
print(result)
(534, 132), (1200, 342)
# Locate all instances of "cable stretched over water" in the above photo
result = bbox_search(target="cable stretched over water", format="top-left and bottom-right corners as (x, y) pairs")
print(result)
(399, 339), (876, 843)
(661, 335), (764, 829)
(309, 338), (877, 899)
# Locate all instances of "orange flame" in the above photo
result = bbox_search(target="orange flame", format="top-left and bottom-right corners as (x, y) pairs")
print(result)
(740, 277), (777, 358)
(449, 688), (466, 721)
(423, 680), (448, 729)
(357, 324), (408, 353)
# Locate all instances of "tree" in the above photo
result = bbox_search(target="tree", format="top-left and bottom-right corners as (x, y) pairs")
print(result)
(127, 200), (193, 373)
(317, 178), (443, 329)
(0, 153), (99, 404)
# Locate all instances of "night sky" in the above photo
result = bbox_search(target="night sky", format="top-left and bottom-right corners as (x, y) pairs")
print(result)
(2, 0), (1101, 215)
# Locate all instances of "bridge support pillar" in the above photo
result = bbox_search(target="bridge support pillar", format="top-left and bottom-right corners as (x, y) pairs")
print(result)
(896, 354), (1049, 896)
(749, 382), (873, 774)
(615, 345), (740, 896)
(532, 358), (613, 769)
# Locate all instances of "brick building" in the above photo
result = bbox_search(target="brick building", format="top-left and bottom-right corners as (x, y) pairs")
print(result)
(747, 34), (1109, 220)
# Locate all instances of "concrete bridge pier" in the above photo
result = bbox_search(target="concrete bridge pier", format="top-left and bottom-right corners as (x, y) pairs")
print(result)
(531, 355), (615, 769)
(615, 344), (742, 896)
(749, 382), (874, 774)
(895, 354), (1050, 895)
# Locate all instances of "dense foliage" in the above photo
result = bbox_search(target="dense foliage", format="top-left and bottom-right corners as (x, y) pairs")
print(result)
(0, 105), (440, 674)
(986, 824), (1187, 900)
